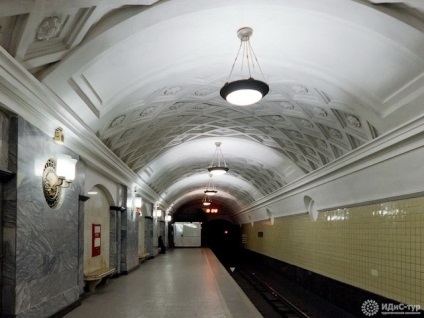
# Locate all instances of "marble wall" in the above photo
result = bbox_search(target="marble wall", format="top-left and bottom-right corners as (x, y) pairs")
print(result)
(3, 117), (83, 317)
(120, 187), (139, 273)
(0, 110), (10, 170)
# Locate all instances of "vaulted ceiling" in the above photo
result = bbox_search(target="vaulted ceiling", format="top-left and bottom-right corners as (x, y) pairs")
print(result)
(2, 0), (424, 219)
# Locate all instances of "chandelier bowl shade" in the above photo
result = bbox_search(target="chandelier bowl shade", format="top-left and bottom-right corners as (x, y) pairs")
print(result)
(204, 189), (218, 196)
(220, 78), (269, 106)
(207, 166), (229, 175)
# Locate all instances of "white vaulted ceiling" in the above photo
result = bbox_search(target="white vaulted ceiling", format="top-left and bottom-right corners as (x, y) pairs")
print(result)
(2, 0), (424, 220)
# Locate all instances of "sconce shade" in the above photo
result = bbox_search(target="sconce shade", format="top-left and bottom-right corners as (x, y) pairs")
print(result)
(56, 155), (77, 180)
(42, 155), (77, 209)
(135, 197), (142, 208)
(220, 78), (269, 106)
(165, 215), (172, 222)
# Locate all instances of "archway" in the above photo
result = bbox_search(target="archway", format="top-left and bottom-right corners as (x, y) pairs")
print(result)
(83, 185), (114, 277)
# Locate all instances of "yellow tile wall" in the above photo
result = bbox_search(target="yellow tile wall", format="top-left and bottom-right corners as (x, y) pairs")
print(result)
(242, 196), (424, 306)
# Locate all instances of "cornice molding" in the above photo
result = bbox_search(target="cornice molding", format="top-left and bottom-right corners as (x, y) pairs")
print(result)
(237, 113), (424, 216)
(0, 48), (165, 207)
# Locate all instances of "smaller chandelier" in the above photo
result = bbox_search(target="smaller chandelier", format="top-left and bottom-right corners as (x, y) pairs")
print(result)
(220, 27), (269, 106)
(208, 142), (229, 175)
(202, 196), (212, 206)
(204, 173), (217, 196)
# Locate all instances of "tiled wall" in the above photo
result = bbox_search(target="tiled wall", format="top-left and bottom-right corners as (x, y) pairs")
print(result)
(243, 196), (424, 307)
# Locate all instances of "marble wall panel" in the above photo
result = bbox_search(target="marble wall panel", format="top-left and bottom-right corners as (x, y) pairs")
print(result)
(119, 185), (139, 273)
(3, 117), (83, 317)
(0, 111), (10, 169)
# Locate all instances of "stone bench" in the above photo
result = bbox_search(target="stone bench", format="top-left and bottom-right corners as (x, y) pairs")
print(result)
(138, 252), (150, 263)
(84, 267), (116, 292)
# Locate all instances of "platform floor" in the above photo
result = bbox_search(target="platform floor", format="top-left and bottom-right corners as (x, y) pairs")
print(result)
(65, 248), (262, 318)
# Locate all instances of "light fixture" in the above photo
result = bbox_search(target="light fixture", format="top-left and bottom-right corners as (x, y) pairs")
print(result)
(220, 27), (269, 106)
(53, 127), (64, 144)
(165, 215), (172, 222)
(42, 154), (77, 209)
(204, 173), (217, 196)
(202, 196), (212, 206)
(135, 196), (142, 209)
(156, 210), (162, 218)
(208, 142), (229, 175)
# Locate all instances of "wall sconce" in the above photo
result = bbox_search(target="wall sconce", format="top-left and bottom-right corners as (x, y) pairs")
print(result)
(165, 215), (172, 222)
(42, 154), (77, 209)
(135, 196), (142, 208)
(156, 210), (162, 218)
(53, 127), (64, 144)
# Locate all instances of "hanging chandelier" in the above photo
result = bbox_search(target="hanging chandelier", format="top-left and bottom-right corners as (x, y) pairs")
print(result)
(220, 27), (269, 106)
(208, 142), (229, 175)
(204, 173), (217, 196)
(202, 196), (212, 206)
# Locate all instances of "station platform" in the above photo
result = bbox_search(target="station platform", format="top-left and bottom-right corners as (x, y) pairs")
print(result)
(65, 248), (262, 318)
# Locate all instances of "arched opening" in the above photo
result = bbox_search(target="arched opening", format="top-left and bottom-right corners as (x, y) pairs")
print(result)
(83, 185), (114, 277)
(202, 219), (241, 267)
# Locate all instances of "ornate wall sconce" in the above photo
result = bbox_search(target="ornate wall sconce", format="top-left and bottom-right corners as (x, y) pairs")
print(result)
(42, 154), (77, 209)
(53, 127), (65, 144)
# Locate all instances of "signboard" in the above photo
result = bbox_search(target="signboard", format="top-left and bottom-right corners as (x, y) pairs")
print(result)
(92, 223), (101, 257)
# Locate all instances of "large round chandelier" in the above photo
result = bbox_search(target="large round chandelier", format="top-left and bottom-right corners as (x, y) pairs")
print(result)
(220, 27), (269, 106)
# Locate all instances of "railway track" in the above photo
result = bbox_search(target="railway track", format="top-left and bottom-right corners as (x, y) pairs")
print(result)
(232, 266), (311, 318)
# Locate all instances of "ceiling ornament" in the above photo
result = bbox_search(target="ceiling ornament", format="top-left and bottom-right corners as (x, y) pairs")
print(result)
(140, 106), (155, 117)
(121, 128), (135, 140)
(169, 102), (185, 110)
(301, 120), (314, 129)
(281, 102), (294, 109)
(194, 88), (214, 96)
(313, 107), (328, 117)
(347, 115), (361, 128)
(292, 85), (308, 94)
(329, 128), (343, 139)
(163, 86), (181, 95)
(271, 115), (285, 122)
(291, 131), (303, 139)
(220, 27), (269, 106)
(305, 147), (316, 156)
(36, 16), (63, 41)
(194, 104), (207, 110)
(297, 155), (306, 162)
(109, 115), (126, 128)
(316, 139), (328, 148)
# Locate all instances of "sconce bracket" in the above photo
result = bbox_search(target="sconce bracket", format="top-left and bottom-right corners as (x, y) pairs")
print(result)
(42, 158), (62, 209)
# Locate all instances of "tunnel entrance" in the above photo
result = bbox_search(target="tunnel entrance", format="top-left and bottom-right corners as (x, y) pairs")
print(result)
(201, 219), (242, 267)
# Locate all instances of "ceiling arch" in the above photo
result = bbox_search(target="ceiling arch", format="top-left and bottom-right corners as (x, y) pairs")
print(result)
(3, 0), (424, 221)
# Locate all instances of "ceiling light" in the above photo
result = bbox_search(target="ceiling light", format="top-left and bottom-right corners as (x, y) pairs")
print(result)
(208, 142), (229, 175)
(220, 27), (269, 106)
(202, 196), (212, 206)
(204, 173), (217, 196)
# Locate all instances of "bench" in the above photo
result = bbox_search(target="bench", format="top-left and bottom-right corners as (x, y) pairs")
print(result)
(138, 252), (150, 263)
(84, 267), (116, 292)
